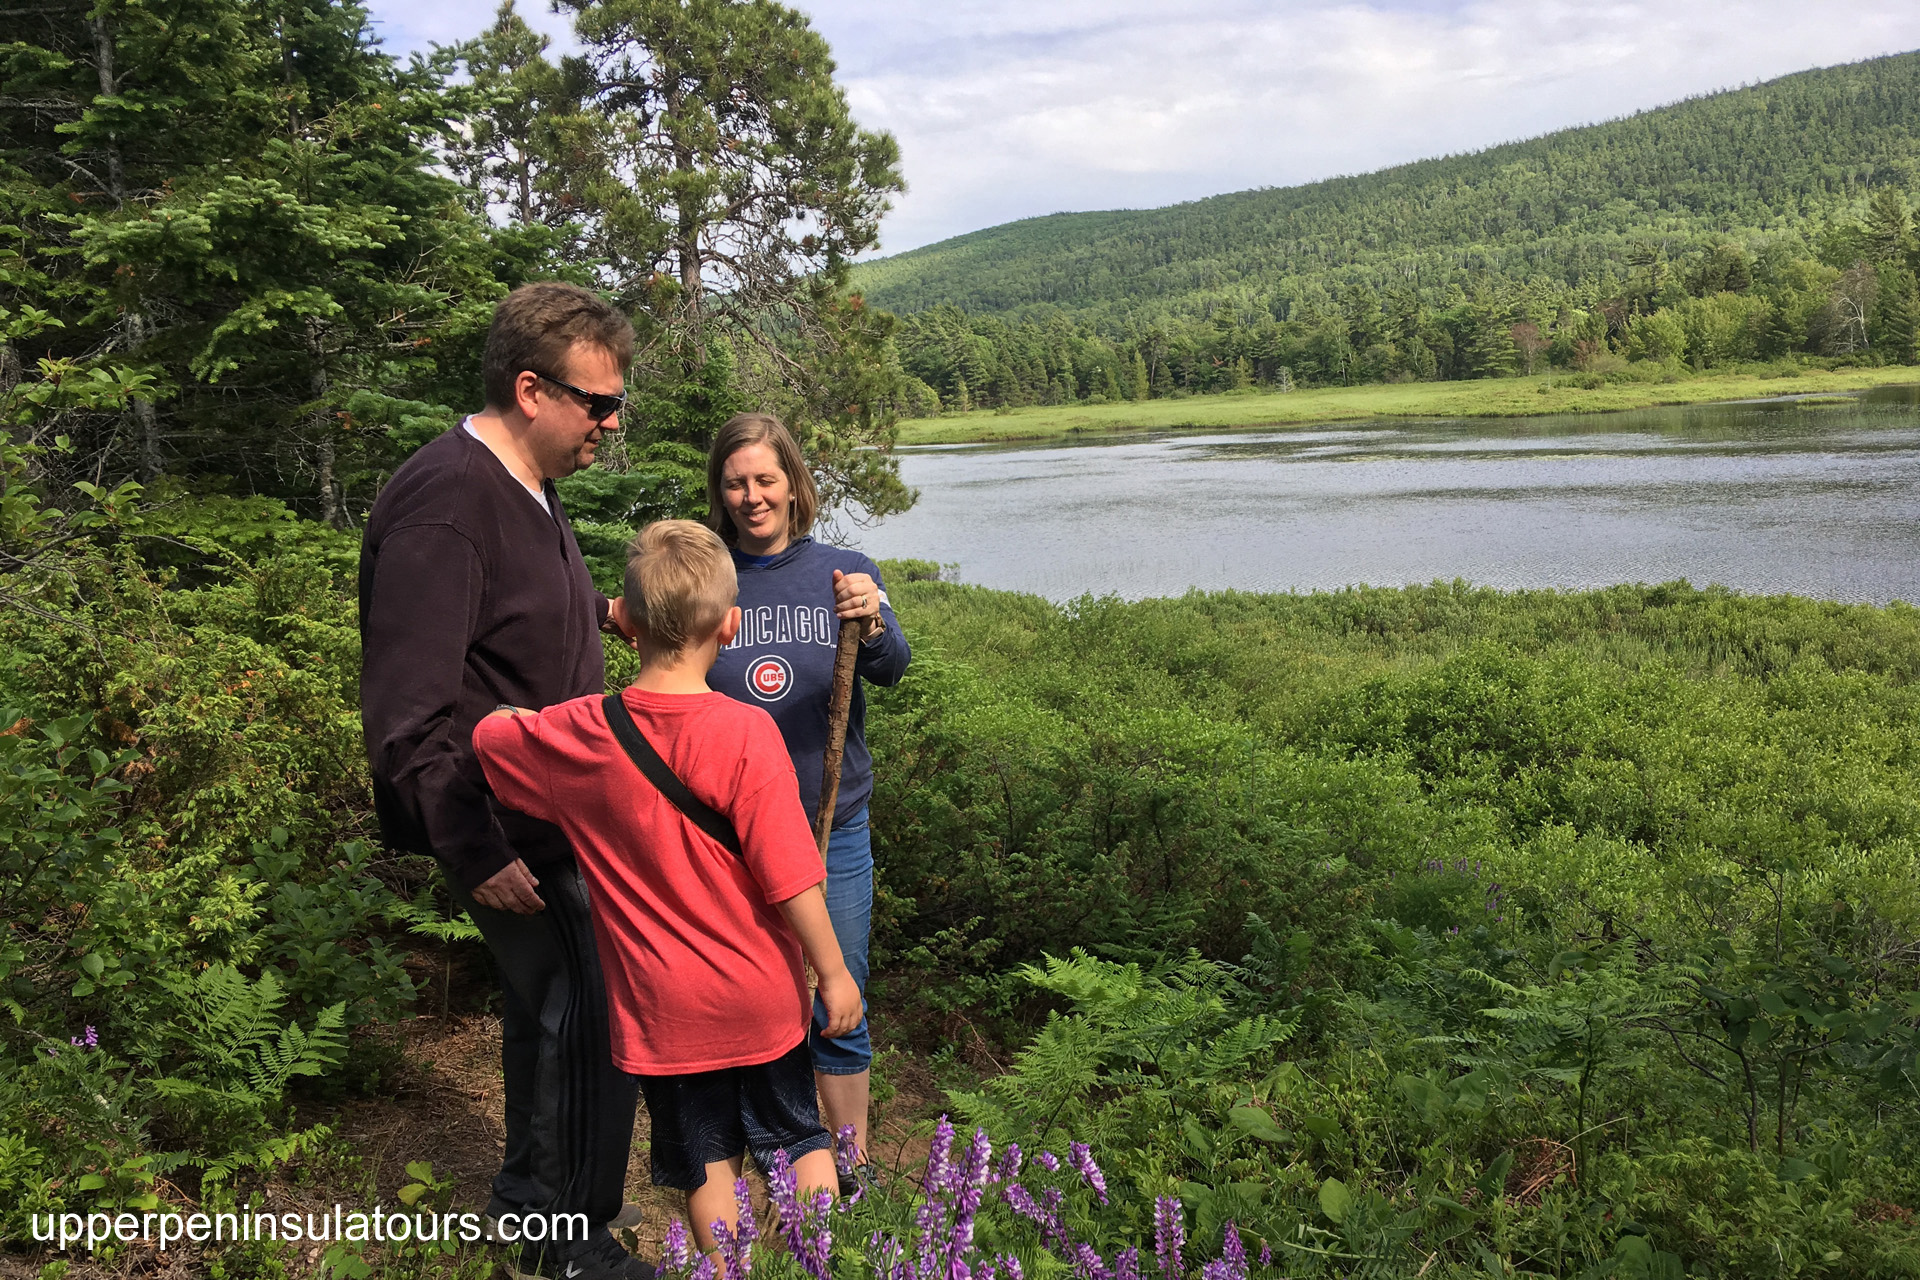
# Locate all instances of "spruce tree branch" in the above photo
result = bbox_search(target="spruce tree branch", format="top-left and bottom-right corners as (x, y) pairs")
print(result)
(53, 153), (111, 196)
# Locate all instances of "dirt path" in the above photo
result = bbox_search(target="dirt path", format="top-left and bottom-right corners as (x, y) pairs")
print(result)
(5, 1014), (949, 1278)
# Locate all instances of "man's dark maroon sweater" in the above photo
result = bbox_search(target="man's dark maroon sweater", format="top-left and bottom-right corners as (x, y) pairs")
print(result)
(359, 425), (609, 890)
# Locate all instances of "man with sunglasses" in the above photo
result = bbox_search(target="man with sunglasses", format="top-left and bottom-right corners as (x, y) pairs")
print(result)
(359, 282), (653, 1280)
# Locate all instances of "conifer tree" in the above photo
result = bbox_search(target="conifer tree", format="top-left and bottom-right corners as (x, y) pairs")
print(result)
(446, 2), (574, 229)
(532, 0), (908, 515)
(3, 0), (500, 521)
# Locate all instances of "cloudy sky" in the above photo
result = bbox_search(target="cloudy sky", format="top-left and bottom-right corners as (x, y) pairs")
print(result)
(363, 0), (1920, 256)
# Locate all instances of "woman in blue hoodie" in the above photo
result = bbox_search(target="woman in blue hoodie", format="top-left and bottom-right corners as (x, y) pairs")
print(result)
(705, 412), (910, 1188)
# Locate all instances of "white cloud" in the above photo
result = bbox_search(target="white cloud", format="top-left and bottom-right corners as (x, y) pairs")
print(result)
(363, 0), (1920, 254)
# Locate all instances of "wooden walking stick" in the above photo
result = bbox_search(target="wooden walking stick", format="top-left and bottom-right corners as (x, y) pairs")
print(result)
(815, 617), (864, 856)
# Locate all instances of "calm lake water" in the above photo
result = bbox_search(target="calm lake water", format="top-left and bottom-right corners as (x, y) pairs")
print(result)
(852, 384), (1920, 604)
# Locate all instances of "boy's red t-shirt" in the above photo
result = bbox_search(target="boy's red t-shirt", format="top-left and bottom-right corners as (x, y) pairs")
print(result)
(472, 688), (825, 1075)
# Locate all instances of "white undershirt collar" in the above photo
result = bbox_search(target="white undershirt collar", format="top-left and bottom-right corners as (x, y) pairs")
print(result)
(463, 418), (552, 516)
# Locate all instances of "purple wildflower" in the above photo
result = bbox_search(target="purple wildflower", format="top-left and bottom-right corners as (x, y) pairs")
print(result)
(869, 1232), (903, 1280)
(1153, 1196), (1185, 1280)
(836, 1125), (861, 1179)
(707, 1179), (759, 1280)
(1115, 1247), (1142, 1280)
(1200, 1260), (1231, 1280)
(981, 1261), (998, 1280)
(691, 1256), (718, 1280)
(1075, 1244), (1114, 1280)
(1004, 1182), (1067, 1252)
(768, 1149), (824, 1278)
(1067, 1142), (1108, 1206)
(1041, 1187), (1069, 1252)
(769, 1148), (803, 1227)
(913, 1192), (945, 1277)
(993, 1142), (1023, 1185)
(961, 1127), (993, 1189)
(999, 1256), (1024, 1280)
(733, 1179), (760, 1246)
(70, 1026), (97, 1049)
(662, 1219), (694, 1271)
(710, 1220), (748, 1280)
(927, 1115), (958, 1195)
(1035, 1150), (1060, 1173)
(951, 1127), (993, 1254)
(801, 1189), (835, 1280)
(1004, 1183), (1047, 1226)
(1220, 1222), (1247, 1280)
(1257, 1242), (1272, 1270)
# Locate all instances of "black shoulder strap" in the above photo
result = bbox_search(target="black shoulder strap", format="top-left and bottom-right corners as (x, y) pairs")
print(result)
(601, 694), (744, 859)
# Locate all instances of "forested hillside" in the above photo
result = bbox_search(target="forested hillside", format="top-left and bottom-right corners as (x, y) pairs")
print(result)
(858, 52), (1920, 409)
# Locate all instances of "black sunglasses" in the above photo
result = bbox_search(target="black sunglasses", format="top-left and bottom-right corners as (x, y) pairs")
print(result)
(527, 369), (628, 424)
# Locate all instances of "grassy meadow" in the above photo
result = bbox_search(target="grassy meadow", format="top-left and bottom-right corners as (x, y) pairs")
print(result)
(897, 366), (1920, 446)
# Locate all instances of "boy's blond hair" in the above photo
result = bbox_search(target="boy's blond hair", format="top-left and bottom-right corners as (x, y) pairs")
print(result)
(622, 520), (738, 656)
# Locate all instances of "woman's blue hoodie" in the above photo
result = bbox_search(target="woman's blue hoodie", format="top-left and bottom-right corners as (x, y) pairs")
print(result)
(709, 537), (911, 829)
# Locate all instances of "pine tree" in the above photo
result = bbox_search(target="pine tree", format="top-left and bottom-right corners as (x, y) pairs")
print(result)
(546, 0), (907, 513)
(1862, 187), (1913, 265)
(4, 0), (499, 520)
(446, 1), (574, 229)
(1877, 274), (1920, 364)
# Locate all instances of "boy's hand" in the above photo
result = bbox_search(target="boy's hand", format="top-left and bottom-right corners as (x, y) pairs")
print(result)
(776, 883), (860, 1033)
(817, 966), (863, 1039)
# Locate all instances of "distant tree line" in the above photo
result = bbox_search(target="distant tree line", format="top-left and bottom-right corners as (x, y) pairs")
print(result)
(890, 192), (1920, 409)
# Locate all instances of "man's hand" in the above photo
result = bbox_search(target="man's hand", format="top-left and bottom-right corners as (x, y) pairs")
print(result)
(472, 858), (545, 914)
(603, 596), (641, 651)
(816, 966), (863, 1039)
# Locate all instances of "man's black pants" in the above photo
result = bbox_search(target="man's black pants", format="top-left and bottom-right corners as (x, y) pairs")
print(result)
(448, 856), (637, 1259)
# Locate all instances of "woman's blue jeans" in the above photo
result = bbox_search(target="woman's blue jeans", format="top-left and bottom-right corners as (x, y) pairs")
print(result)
(810, 806), (873, 1074)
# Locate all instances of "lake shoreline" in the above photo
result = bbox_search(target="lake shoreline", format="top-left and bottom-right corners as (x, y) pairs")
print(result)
(896, 365), (1920, 446)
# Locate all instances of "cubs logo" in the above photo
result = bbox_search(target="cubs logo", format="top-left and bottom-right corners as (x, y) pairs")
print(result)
(747, 655), (793, 702)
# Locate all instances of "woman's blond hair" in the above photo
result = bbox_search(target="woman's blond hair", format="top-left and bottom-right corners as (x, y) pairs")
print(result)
(622, 520), (738, 656)
(706, 412), (818, 547)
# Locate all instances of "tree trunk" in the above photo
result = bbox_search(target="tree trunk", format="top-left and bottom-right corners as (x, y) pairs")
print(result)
(666, 82), (705, 363)
(129, 312), (162, 481)
(317, 436), (338, 527)
(307, 320), (342, 528)
(90, 13), (125, 204)
(95, 9), (164, 483)
(516, 141), (534, 224)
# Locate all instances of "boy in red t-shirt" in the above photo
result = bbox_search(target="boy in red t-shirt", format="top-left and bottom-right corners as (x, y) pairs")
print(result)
(474, 520), (861, 1253)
